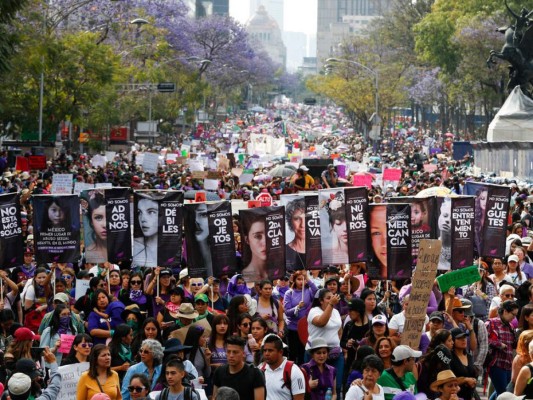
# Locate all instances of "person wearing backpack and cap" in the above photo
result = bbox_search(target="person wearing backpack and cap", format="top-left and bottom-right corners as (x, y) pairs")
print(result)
(6, 348), (61, 400)
(259, 334), (307, 400)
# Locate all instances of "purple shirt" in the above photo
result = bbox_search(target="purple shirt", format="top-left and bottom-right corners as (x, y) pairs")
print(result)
(283, 281), (318, 330)
(520, 262), (533, 279)
(399, 283), (439, 314)
(302, 359), (336, 400)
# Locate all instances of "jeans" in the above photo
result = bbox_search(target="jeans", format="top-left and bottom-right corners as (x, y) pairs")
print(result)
(489, 366), (511, 400)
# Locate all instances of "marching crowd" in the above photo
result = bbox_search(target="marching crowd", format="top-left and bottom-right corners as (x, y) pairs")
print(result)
(0, 105), (532, 400)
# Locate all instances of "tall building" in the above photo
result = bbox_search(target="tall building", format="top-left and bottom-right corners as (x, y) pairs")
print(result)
(317, 0), (391, 67)
(186, 0), (229, 18)
(247, 5), (287, 68)
(212, 0), (230, 15)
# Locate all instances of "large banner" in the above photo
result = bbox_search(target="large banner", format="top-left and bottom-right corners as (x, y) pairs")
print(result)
(464, 182), (511, 258)
(345, 187), (369, 263)
(0, 193), (23, 268)
(368, 204), (412, 280)
(389, 196), (437, 267)
(33, 195), (81, 263)
(319, 189), (349, 265)
(133, 191), (183, 268)
(280, 194), (322, 271)
(80, 188), (131, 264)
(436, 196), (475, 270)
(184, 201), (237, 278)
(239, 206), (285, 282)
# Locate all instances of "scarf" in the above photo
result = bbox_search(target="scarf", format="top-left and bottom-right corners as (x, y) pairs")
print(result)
(58, 316), (70, 335)
(119, 343), (133, 362)
(130, 290), (147, 304)
(21, 264), (36, 278)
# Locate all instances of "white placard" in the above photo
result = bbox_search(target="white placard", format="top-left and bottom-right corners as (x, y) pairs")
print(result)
(75, 280), (91, 300)
(188, 160), (204, 172)
(203, 179), (219, 191)
(91, 154), (107, 168)
(95, 183), (112, 189)
(167, 153), (178, 163)
(51, 174), (73, 194)
(57, 362), (90, 400)
(143, 152), (159, 174)
(105, 151), (116, 162)
(239, 173), (254, 184)
(73, 182), (94, 196)
(135, 153), (145, 166)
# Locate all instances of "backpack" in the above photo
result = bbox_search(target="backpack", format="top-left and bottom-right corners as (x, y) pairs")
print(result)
(159, 386), (197, 400)
(260, 360), (311, 400)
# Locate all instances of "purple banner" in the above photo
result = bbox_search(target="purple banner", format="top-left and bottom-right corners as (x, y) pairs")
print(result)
(345, 187), (369, 263)
(0, 193), (23, 268)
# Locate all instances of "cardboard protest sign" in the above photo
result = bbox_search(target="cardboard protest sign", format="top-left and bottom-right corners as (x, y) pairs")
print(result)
(402, 240), (441, 349)
(57, 362), (89, 400)
(51, 174), (73, 194)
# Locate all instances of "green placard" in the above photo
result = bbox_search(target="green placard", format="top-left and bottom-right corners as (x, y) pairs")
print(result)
(436, 265), (480, 293)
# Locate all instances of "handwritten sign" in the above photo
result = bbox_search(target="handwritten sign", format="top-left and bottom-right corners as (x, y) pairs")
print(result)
(436, 265), (480, 293)
(75, 279), (91, 300)
(353, 174), (372, 188)
(383, 168), (402, 182)
(192, 171), (207, 180)
(57, 362), (89, 400)
(59, 334), (76, 354)
(143, 152), (159, 174)
(51, 174), (73, 194)
(402, 240), (441, 349)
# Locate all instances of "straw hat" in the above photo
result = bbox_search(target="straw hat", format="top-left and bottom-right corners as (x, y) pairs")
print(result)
(429, 370), (465, 392)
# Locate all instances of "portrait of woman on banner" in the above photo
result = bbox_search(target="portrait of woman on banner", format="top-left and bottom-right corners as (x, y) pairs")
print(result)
(184, 202), (213, 277)
(369, 205), (387, 279)
(285, 197), (306, 271)
(438, 197), (453, 270)
(241, 211), (269, 283)
(474, 186), (488, 257)
(321, 191), (349, 265)
(81, 190), (107, 263)
(133, 192), (164, 268)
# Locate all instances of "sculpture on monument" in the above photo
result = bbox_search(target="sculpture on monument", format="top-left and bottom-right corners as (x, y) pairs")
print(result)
(487, 0), (533, 97)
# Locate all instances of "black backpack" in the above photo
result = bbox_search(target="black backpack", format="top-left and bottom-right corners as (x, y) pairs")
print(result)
(159, 386), (198, 400)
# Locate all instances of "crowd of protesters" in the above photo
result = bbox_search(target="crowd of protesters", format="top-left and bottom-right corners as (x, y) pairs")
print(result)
(0, 104), (533, 400)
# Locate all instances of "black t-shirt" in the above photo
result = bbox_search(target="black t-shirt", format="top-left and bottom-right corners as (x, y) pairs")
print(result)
(213, 363), (265, 400)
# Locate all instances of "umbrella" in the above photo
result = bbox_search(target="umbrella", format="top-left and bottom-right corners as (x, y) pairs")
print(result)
(267, 164), (297, 178)
(415, 187), (453, 197)
(369, 156), (381, 162)
(406, 136), (415, 142)
(253, 174), (272, 182)
(250, 106), (266, 113)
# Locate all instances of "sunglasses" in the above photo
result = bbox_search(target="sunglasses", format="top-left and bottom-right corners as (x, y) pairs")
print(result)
(79, 343), (93, 348)
(61, 275), (72, 280)
(128, 386), (146, 393)
(503, 294), (514, 298)
(191, 283), (203, 287)
(131, 280), (142, 285)
(139, 349), (152, 355)
(241, 322), (250, 327)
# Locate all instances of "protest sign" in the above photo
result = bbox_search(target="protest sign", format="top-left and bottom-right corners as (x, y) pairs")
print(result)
(33, 195), (80, 263)
(345, 187), (369, 263)
(386, 203), (412, 279)
(402, 240), (441, 349)
(91, 154), (106, 168)
(436, 265), (480, 293)
(105, 151), (116, 162)
(383, 168), (402, 182)
(57, 362), (89, 400)
(0, 193), (23, 268)
(59, 334), (76, 353)
(143, 152), (159, 174)
(15, 156), (29, 172)
(450, 197), (475, 270)
(28, 155), (46, 170)
(319, 189), (349, 265)
(51, 174), (73, 194)
(75, 279), (90, 300)
(353, 174), (372, 188)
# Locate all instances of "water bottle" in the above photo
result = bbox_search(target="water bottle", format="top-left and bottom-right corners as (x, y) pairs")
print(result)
(325, 387), (333, 400)
(248, 334), (257, 348)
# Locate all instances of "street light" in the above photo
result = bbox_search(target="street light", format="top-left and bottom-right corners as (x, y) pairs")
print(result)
(326, 57), (379, 139)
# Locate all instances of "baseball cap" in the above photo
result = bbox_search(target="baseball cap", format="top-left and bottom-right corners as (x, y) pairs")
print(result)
(392, 345), (422, 361)
(195, 294), (209, 303)
(450, 327), (469, 339)
(53, 293), (69, 304)
(452, 298), (470, 310)
(508, 255), (519, 263)
(160, 269), (172, 277)
(300, 165), (309, 171)
(15, 358), (42, 379)
(460, 299), (474, 317)
(14, 328), (39, 342)
(372, 314), (388, 326)
(429, 311), (444, 322)
(328, 164), (335, 169)
(8, 373), (31, 400)
(179, 268), (189, 280)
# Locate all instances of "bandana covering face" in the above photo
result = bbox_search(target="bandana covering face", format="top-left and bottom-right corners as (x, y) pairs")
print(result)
(129, 290), (147, 304)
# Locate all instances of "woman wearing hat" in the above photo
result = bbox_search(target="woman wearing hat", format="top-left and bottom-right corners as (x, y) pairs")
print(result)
(429, 370), (465, 400)
(359, 315), (390, 348)
(302, 337), (338, 400)
(145, 267), (174, 318)
(417, 345), (454, 399)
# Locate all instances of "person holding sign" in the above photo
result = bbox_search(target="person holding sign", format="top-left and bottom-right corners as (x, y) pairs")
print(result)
(39, 303), (78, 366)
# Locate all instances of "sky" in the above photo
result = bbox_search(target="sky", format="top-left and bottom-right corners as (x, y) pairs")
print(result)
(229, 0), (318, 34)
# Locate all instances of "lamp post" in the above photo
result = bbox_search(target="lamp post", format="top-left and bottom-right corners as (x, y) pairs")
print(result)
(326, 57), (379, 140)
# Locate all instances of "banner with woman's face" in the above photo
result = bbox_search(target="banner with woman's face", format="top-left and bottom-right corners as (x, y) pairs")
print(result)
(133, 191), (183, 268)
(184, 201), (236, 278)
(368, 203), (412, 280)
(239, 206), (285, 283)
(464, 182), (511, 258)
(319, 189), (349, 265)
(280, 194), (322, 271)
(0, 193), (23, 268)
(33, 195), (81, 263)
(388, 196), (437, 267)
(81, 188), (131, 264)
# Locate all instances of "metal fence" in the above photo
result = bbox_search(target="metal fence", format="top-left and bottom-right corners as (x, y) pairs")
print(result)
(472, 142), (533, 180)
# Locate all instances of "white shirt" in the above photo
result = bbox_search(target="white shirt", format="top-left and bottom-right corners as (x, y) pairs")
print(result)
(346, 384), (385, 400)
(306, 306), (342, 350)
(262, 358), (306, 400)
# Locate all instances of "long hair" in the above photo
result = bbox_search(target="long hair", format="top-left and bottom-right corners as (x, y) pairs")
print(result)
(91, 289), (111, 311)
(184, 324), (207, 367)
(132, 317), (162, 355)
(64, 333), (92, 361)
(109, 324), (132, 360)
(88, 344), (111, 379)
(86, 190), (106, 244)
(236, 313), (253, 337)
(40, 196), (72, 231)
(209, 314), (230, 352)
(227, 295), (247, 334)
(49, 303), (74, 336)
(31, 267), (51, 303)
(240, 209), (267, 267)
(519, 304), (533, 331)
(311, 288), (331, 309)
(427, 329), (452, 353)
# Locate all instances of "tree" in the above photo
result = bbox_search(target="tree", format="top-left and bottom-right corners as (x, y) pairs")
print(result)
(0, 0), (29, 73)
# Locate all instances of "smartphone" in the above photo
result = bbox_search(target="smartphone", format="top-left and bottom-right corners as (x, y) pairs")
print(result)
(30, 347), (46, 359)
